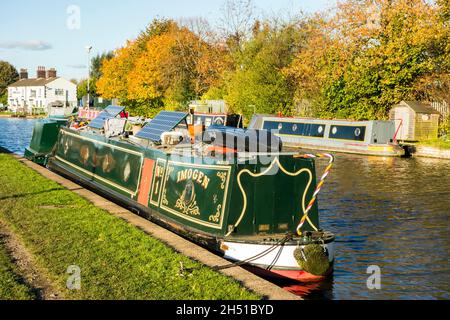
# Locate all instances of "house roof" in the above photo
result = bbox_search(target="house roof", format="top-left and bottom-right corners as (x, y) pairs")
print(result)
(8, 77), (59, 87)
(397, 100), (440, 114)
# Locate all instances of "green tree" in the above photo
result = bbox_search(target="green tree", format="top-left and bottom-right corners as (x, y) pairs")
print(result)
(90, 51), (114, 80)
(76, 78), (97, 101)
(225, 22), (303, 122)
(0, 61), (19, 105)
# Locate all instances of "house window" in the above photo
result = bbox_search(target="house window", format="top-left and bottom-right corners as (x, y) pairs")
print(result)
(30, 90), (36, 97)
(55, 89), (64, 96)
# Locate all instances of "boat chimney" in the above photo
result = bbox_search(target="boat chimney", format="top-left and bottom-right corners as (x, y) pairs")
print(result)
(19, 68), (28, 79)
(36, 66), (46, 78)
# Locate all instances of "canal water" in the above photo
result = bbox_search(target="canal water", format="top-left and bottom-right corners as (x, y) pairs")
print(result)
(0, 117), (448, 300)
(0, 118), (37, 155)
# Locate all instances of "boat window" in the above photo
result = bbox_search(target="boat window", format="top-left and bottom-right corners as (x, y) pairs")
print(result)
(329, 125), (366, 141)
(195, 116), (203, 125)
(318, 125), (323, 134)
(263, 121), (326, 138)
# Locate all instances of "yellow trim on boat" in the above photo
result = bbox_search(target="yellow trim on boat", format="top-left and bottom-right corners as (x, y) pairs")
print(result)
(55, 155), (139, 196)
(227, 157), (313, 237)
(56, 130), (144, 196)
(149, 158), (167, 207)
(61, 130), (142, 156)
(159, 160), (231, 230)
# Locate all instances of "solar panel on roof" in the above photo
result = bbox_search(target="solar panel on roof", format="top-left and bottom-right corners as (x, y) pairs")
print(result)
(104, 105), (125, 115)
(88, 105), (125, 129)
(135, 111), (188, 143)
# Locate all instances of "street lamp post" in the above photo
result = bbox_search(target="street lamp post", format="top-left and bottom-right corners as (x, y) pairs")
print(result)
(85, 45), (92, 110)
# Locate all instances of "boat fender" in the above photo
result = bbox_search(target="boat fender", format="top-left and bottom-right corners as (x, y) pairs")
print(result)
(294, 244), (329, 276)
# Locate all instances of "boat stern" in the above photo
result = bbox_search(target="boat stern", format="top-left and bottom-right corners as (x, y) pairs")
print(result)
(220, 231), (335, 282)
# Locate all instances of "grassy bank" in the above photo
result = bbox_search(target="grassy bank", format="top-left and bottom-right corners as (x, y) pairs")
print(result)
(0, 111), (14, 117)
(0, 237), (34, 300)
(0, 111), (46, 118)
(0, 153), (259, 300)
(417, 137), (450, 150)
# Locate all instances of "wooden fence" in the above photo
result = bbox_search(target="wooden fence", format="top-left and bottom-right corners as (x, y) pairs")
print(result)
(431, 100), (449, 119)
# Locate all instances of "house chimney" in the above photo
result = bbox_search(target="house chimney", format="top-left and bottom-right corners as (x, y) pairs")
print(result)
(19, 68), (28, 80)
(36, 66), (46, 78)
(46, 68), (57, 78)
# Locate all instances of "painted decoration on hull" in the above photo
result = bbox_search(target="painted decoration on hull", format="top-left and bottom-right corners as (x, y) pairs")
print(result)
(149, 158), (167, 206)
(155, 160), (232, 229)
(55, 130), (143, 197)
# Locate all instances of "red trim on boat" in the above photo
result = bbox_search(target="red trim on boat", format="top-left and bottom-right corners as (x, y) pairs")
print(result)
(206, 145), (237, 154)
(137, 158), (155, 206)
(192, 112), (227, 116)
(244, 265), (332, 283)
(269, 269), (326, 282)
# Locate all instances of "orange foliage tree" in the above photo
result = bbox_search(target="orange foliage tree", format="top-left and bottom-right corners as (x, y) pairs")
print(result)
(97, 19), (230, 117)
(284, 0), (449, 120)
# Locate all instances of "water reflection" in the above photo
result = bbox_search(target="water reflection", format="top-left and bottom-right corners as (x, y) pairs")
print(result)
(0, 118), (36, 155)
(272, 152), (450, 300)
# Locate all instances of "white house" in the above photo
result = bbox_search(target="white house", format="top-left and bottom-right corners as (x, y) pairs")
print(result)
(7, 67), (77, 114)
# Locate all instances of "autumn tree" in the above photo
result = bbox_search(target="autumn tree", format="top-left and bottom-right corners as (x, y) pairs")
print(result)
(285, 0), (450, 120)
(91, 51), (114, 80)
(97, 19), (175, 114)
(98, 19), (229, 117)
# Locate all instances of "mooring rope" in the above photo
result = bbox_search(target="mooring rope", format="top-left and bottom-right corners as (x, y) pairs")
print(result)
(293, 153), (334, 236)
(212, 233), (293, 270)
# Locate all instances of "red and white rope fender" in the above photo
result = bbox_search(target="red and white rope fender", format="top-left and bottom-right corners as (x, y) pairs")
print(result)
(293, 153), (334, 236)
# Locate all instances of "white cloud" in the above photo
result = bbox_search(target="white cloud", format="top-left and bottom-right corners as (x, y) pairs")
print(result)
(0, 40), (52, 51)
(66, 64), (86, 69)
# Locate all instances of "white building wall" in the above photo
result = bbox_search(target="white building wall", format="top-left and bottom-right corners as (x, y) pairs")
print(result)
(7, 77), (77, 113)
(8, 86), (46, 113)
(45, 78), (77, 109)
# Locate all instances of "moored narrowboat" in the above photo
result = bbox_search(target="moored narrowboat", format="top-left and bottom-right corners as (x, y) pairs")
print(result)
(249, 114), (405, 157)
(26, 106), (336, 282)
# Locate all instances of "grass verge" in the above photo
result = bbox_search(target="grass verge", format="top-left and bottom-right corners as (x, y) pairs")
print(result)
(0, 237), (34, 300)
(417, 136), (450, 149)
(0, 153), (260, 300)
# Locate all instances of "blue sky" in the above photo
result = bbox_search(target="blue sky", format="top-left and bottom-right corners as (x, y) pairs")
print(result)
(0, 0), (332, 80)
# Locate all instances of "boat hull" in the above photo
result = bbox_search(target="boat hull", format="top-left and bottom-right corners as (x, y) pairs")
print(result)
(49, 156), (334, 282)
(42, 125), (336, 283)
(282, 140), (404, 157)
(221, 238), (335, 282)
(249, 115), (405, 157)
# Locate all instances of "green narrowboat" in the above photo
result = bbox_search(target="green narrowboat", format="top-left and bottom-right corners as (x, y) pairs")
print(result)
(26, 106), (336, 282)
